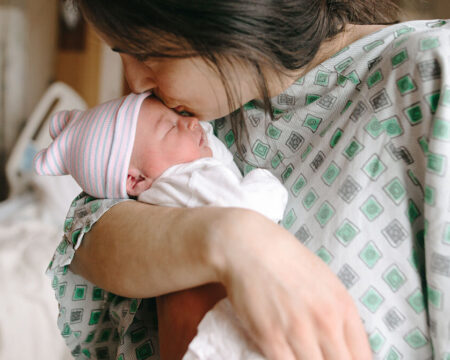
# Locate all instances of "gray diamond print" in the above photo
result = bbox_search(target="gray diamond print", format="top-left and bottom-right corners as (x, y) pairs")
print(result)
(337, 264), (360, 289)
(383, 307), (405, 331)
(295, 225), (312, 244)
(382, 219), (408, 248)
(431, 253), (450, 277)
(338, 175), (362, 203)
(310, 151), (326, 172)
(370, 89), (392, 112)
(418, 59), (441, 81)
(249, 114), (261, 127)
(286, 131), (304, 152)
(70, 309), (84, 324)
(278, 93), (296, 106)
(317, 94), (337, 110)
(350, 101), (368, 122)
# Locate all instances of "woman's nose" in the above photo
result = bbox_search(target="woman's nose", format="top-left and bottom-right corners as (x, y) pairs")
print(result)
(120, 54), (156, 93)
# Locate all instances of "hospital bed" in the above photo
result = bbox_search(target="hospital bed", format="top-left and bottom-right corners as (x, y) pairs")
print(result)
(0, 82), (85, 360)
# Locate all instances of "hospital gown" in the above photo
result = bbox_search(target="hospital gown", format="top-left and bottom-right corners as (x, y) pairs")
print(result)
(47, 20), (450, 359)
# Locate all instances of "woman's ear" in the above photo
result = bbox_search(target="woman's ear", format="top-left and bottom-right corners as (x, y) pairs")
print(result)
(126, 167), (153, 196)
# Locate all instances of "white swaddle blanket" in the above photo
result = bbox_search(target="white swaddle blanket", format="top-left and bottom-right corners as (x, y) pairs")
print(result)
(138, 122), (287, 360)
(183, 299), (266, 360)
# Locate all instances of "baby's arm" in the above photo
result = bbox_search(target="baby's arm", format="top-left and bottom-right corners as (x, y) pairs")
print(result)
(138, 159), (288, 224)
(187, 164), (288, 223)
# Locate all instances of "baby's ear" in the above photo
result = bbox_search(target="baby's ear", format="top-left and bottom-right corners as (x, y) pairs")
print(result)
(126, 168), (153, 196)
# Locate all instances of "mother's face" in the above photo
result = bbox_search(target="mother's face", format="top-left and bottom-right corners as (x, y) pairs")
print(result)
(95, 25), (264, 120)
(119, 54), (223, 120)
(117, 51), (256, 121)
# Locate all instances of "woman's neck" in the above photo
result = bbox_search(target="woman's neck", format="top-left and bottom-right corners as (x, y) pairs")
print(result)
(266, 24), (389, 97)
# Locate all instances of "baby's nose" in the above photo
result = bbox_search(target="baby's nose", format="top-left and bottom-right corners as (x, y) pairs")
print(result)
(186, 117), (199, 130)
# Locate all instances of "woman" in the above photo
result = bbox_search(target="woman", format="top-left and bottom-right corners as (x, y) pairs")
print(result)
(49, 1), (450, 359)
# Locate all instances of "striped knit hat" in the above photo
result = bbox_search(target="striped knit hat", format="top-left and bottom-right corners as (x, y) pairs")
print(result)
(34, 92), (151, 199)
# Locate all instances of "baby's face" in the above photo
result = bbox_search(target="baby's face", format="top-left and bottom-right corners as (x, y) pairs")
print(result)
(129, 97), (213, 185)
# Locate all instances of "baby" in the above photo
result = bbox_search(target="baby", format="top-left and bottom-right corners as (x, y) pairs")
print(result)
(34, 92), (287, 359)
(34, 92), (286, 221)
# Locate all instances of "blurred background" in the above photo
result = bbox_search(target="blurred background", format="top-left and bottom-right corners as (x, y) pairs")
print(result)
(0, 0), (449, 359)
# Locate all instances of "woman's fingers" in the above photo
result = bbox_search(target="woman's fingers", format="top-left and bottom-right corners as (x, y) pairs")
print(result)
(344, 305), (373, 360)
(318, 324), (352, 360)
(258, 331), (297, 360)
(237, 286), (363, 360)
(287, 320), (324, 360)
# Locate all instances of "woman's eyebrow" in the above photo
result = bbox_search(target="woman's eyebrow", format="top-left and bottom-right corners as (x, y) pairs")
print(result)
(111, 47), (146, 62)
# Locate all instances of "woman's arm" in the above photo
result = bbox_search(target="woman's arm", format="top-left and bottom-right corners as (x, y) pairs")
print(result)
(70, 201), (227, 297)
(71, 201), (372, 359)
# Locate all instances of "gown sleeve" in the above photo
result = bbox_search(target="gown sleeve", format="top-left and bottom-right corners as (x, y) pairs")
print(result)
(46, 194), (159, 359)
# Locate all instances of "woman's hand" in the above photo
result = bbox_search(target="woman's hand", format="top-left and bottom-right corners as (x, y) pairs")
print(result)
(212, 210), (372, 360)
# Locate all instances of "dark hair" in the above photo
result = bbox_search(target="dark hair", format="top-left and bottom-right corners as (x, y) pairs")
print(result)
(75, 0), (399, 151)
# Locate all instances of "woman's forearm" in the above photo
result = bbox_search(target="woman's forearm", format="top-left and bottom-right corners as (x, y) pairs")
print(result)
(70, 201), (234, 297)
(70, 200), (372, 359)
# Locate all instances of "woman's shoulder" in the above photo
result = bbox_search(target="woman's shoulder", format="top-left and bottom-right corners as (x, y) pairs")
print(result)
(379, 19), (450, 59)
(323, 20), (450, 75)
(349, 20), (450, 144)
(351, 20), (450, 107)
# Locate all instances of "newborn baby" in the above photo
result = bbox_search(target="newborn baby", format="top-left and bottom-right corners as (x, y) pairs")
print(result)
(34, 92), (286, 221)
(34, 92), (287, 359)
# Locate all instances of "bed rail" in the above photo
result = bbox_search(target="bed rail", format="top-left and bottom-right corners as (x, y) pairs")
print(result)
(6, 82), (86, 198)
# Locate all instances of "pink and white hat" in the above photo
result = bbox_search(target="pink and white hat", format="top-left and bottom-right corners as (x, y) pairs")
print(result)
(34, 92), (151, 199)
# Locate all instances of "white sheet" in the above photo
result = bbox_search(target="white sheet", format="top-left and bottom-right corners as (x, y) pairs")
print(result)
(0, 81), (84, 359)
(0, 196), (72, 360)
